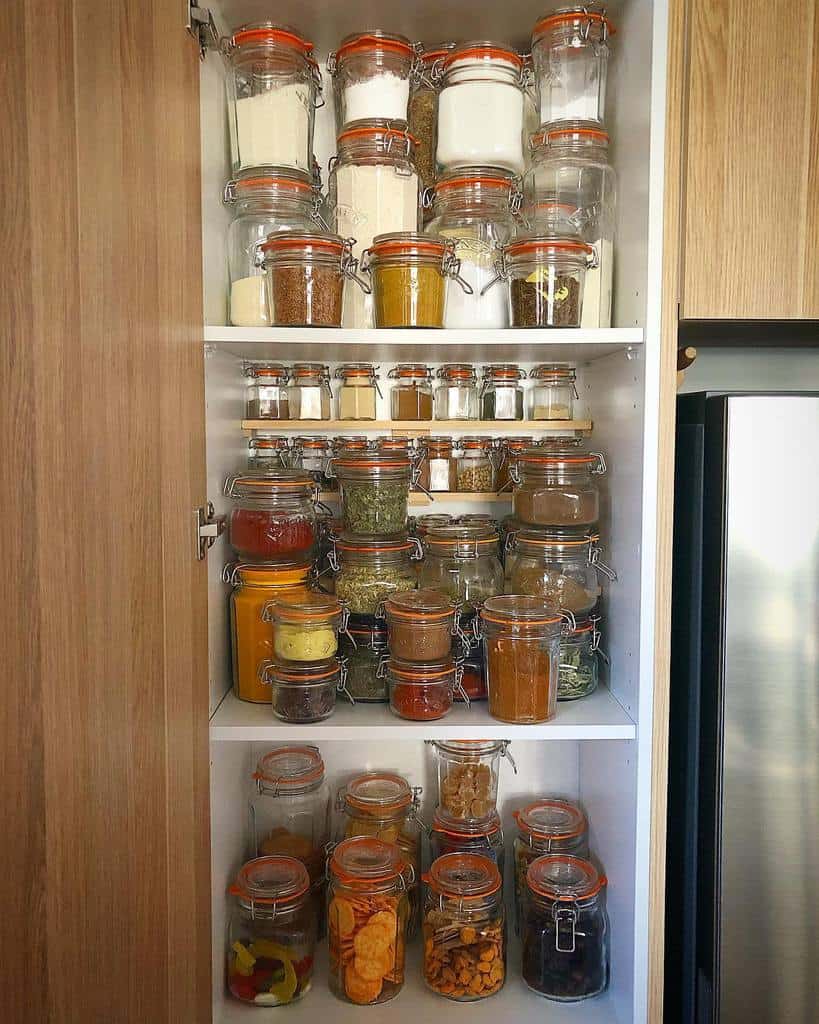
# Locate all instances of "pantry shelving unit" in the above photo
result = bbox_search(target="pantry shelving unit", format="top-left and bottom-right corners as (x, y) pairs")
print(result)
(201, 1), (673, 1023)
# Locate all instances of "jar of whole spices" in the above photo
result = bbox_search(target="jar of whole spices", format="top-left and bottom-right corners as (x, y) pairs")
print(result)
(383, 589), (456, 662)
(499, 236), (596, 328)
(521, 855), (609, 1001)
(509, 528), (615, 615)
(262, 591), (345, 663)
(512, 798), (589, 936)
(245, 363), (291, 419)
(429, 739), (515, 825)
(258, 232), (367, 328)
(289, 363), (332, 419)
(247, 435), (291, 469)
(559, 617), (603, 701)
(408, 45), (455, 192)
(528, 364), (579, 420)
(338, 619), (389, 701)
(422, 853), (506, 1001)
(480, 365), (525, 420)
(480, 595), (566, 724)
(420, 524), (504, 612)
(429, 811), (505, 872)
(335, 363), (382, 420)
(496, 437), (534, 492)
(512, 443), (606, 527)
(332, 535), (420, 616)
(363, 233), (471, 329)
(225, 470), (317, 563)
(385, 655), (461, 721)
(260, 657), (345, 723)
(328, 32), (416, 131)
(388, 364), (434, 420)
(433, 364), (479, 420)
(291, 435), (333, 489)
(332, 451), (414, 537)
(416, 436), (458, 493)
(455, 437), (496, 493)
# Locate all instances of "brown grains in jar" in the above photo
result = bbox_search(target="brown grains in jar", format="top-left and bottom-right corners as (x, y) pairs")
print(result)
(510, 275), (580, 328)
(269, 264), (344, 327)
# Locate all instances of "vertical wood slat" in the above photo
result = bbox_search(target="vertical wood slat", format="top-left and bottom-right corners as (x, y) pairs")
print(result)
(2, 2), (211, 1022)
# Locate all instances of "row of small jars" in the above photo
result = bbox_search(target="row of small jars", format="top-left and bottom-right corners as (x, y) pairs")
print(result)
(246, 360), (580, 423)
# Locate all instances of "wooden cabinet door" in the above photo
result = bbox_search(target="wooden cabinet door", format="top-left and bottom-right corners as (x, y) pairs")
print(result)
(681, 0), (819, 319)
(2, 2), (211, 1022)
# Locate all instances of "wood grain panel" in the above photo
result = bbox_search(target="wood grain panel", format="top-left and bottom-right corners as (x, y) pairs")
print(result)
(682, 0), (819, 318)
(2, 2), (211, 1022)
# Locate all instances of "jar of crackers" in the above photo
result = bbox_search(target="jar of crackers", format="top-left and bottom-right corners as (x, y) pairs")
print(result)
(422, 853), (506, 1001)
(327, 836), (413, 1005)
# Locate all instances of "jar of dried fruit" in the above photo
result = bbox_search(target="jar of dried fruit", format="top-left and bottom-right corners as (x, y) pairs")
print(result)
(422, 853), (506, 1001)
(259, 657), (345, 723)
(429, 739), (515, 826)
(455, 436), (496, 493)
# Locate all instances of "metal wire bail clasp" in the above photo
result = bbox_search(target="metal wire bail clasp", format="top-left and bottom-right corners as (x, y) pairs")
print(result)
(499, 740), (517, 774)
(554, 904), (578, 953)
(479, 247), (508, 297)
(590, 451), (607, 475)
(336, 655), (355, 705)
(559, 609), (577, 636)
(453, 659), (470, 709)
(341, 238), (372, 294)
(441, 240), (474, 295)
(590, 542), (617, 581)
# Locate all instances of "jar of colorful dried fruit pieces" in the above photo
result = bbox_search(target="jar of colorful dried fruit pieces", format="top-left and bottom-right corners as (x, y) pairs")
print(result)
(422, 853), (506, 1001)
(327, 836), (413, 1005)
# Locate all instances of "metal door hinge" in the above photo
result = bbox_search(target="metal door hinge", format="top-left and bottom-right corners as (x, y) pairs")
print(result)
(187, 0), (217, 60)
(195, 502), (226, 560)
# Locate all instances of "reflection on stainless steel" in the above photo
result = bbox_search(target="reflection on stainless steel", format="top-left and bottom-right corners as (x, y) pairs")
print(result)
(720, 396), (819, 1024)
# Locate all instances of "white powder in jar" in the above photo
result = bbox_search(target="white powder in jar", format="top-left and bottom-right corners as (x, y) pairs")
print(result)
(428, 458), (452, 491)
(580, 237), (613, 328)
(230, 275), (271, 327)
(437, 80), (525, 173)
(444, 260), (508, 329)
(342, 72), (410, 124)
(235, 85), (311, 171)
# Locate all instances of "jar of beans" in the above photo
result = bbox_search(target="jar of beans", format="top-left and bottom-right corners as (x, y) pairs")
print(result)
(429, 810), (505, 874)
(429, 740), (515, 826)
(225, 470), (317, 562)
(511, 442), (606, 527)
(455, 437), (496, 493)
(385, 656), (461, 721)
(383, 589), (456, 662)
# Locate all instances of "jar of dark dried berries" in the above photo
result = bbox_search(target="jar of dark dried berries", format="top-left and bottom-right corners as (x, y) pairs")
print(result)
(521, 855), (609, 1001)
(498, 236), (596, 328)
(260, 657), (345, 723)
(225, 470), (317, 562)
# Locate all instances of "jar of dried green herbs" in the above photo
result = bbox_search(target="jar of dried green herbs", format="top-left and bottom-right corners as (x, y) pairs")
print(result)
(331, 535), (421, 616)
(408, 44), (455, 193)
(339, 619), (390, 701)
(331, 451), (414, 537)
(559, 617), (603, 701)
(495, 236), (596, 328)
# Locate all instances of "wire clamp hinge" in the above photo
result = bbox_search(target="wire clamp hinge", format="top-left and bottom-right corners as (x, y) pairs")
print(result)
(186, 0), (217, 60)
(195, 502), (226, 560)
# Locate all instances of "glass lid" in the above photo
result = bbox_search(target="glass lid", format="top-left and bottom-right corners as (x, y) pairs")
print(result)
(230, 855), (310, 906)
(254, 745), (325, 789)
(425, 852), (502, 898)
(344, 771), (413, 813)
(515, 797), (587, 840)
(526, 854), (606, 901)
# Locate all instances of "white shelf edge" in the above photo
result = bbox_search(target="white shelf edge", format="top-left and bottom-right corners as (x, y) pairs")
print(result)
(205, 325), (644, 346)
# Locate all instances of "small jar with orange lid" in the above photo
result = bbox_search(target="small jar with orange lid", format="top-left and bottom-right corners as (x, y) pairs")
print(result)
(422, 853), (506, 1001)
(262, 591), (345, 663)
(385, 655), (462, 721)
(225, 469), (318, 562)
(225, 559), (312, 703)
(247, 435), (291, 469)
(331, 451), (414, 537)
(480, 364), (526, 420)
(260, 658), (346, 723)
(388, 364), (434, 421)
(382, 588), (457, 662)
(227, 855), (317, 1006)
(290, 435), (333, 489)
(521, 854), (609, 1001)
(244, 362), (291, 418)
(327, 836), (413, 1005)
(328, 32), (417, 131)
(429, 810), (505, 874)
(433, 364), (479, 419)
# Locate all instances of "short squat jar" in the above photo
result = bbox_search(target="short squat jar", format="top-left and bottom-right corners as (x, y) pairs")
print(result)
(329, 32), (416, 131)
(383, 588), (456, 661)
(509, 529), (606, 615)
(429, 739), (514, 826)
(522, 855), (610, 1001)
(480, 364), (525, 420)
(227, 856), (317, 1006)
(512, 443), (606, 527)
(559, 618), (603, 701)
(262, 591), (344, 663)
(422, 854), (506, 1001)
(225, 470), (317, 562)
(386, 656), (460, 721)
(332, 451), (413, 538)
(247, 435), (291, 469)
(388, 364), (434, 420)
(420, 524), (504, 613)
(529, 363), (578, 420)
(430, 810), (505, 872)
(260, 657), (343, 723)
(332, 535), (419, 616)
(501, 236), (596, 328)
(245, 363), (291, 419)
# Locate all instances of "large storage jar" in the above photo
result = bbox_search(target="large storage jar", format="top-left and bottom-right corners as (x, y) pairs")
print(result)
(332, 535), (419, 616)
(225, 470), (317, 562)
(512, 442), (606, 527)
(420, 524), (504, 611)
(508, 529), (604, 615)
(329, 32), (416, 131)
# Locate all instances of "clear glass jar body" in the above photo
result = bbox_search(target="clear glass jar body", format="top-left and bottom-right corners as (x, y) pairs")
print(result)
(455, 441), (496, 492)
(513, 456), (602, 527)
(481, 596), (563, 724)
(433, 364), (479, 419)
(330, 33), (414, 131)
(480, 366), (525, 420)
(291, 436), (333, 489)
(387, 658), (456, 721)
(384, 589), (455, 662)
(247, 436), (290, 469)
(245, 365), (291, 419)
(226, 473), (318, 562)
(339, 622), (389, 701)
(226, 172), (318, 327)
(496, 440), (533, 494)
(420, 527), (504, 612)
(559, 620), (600, 700)
(510, 537), (601, 614)
(529, 364), (578, 420)
(427, 176), (517, 328)
(261, 235), (349, 327)
(335, 363), (380, 420)
(334, 538), (418, 616)
(334, 456), (412, 537)
(531, 7), (613, 124)
(505, 239), (593, 328)
(429, 813), (505, 871)
(263, 658), (340, 722)
(289, 363), (332, 418)
(525, 125), (617, 328)
(457, 610), (487, 699)
(224, 25), (319, 174)
(430, 740), (506, 824)
(264, 593), (342, 663)
(367, 247), (447, 328)
(437, 48), (526, 173)
(389, 366), (434, 420)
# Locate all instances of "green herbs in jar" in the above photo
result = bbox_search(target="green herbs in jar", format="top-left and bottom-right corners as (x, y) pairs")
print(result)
(341, 479), (409, 536)
(335, 563), (418, 616)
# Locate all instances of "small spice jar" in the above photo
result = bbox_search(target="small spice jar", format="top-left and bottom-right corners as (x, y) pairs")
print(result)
(456, 437), (496, 492)
(429, 739), (514, 825)
(509, 529), (608, 615)
(262, 591), (345, 663)
(260, 657), (344, 723)
(521, 855), (610, 1001)
(433, 364), (479, 420)
(335, 363), (381, 420)
(531, 4), (615, 125)
(245, 363), (291, 419)
(222, 22), (322, 174)
(328, 32), (416, 131)
(327, 836), (413, 1005)
(496, 437), (534, 492)
(339, 619), (389, 701)
(422, 853), (506, 1001)
(512, 798), (589, 934)
(332, 451), (413, 538)
(386, 656), (460, 720)
(529, 364), (578, 420)
(408, 44), (455, 191)
(332, 435), (371, 456)
(363, 233), (470, 329)
(378, 436), (415, 458)
(480, 595), (565, 724)
(383, 588), (456, 662)
(247, 435), (291, 469)
(227, 856), (317, 1006)
(388, 364), (434, 420)
(559, 618), (603, 701)
(420, 524), (504, 612)
(291, 435), (333, 489)
(225, 470), (317, 562)
(259, 232), (365, 328)
(249, 747), (330, 888)
(332, 535), (420, 615)
(287, 362), (332, 419)
(480, 364), (525, 420)
(416, 436), (458, 493)
(430, 810), (505, 871)
(501, 236), (596, 328)
(512, 443), (606, 527)
(412, 512), (453, 542)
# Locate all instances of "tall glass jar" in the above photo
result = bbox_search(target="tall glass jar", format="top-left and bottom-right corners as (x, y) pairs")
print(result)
(222, 23), (322, 174)
(480, 595), (566, 724)
(480, 364), (525, 420)
(521, 855), (609, 1001)
(245, 363), (291, 419)
(420, 524), (504, 612)
(509, 529), (606, 615)
(329, 120), (421, 328)
(526, 122), (617, 328)
(512, 798), (589, 934)
(332, 452), (413, 537)
(455, 437), (496, 492)
(327, 836), (413, 1005)
(433, 364), (479, 419)
(388, 364), (434, 420)
(512, 444), (606, 527)
(225, 561), (312, 702)
(417, 436), (458, 493)
(289, 363), (332, 419)
(531, 4), (615, 124)
(429, 810), (505, 871)
(227, 856), (317, 1006)
(339, 620), (389, 701)
(225, 169), (321, 327)
(422, 854), (506, 1001)
(429, 740), (514, 826)
(529, 364), (578, 420)
(335, 363), (381, 420)
(426, 169), (519, 328)
(329, 32), (416, 131)
(559, 618), (603, 701)
(408, 45), (455, 192)
(225, 470), (317, 562)
(247, 435), (291, 469)
(332, 535), (420, 615)
(501, 235), (596, 328)
(437, 43), (527, 173)
(291, 435), (333, 489)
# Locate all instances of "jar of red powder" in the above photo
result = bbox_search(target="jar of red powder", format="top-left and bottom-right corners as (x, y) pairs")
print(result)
(384, 656), (466, 721)
(225, 469), (317, 562)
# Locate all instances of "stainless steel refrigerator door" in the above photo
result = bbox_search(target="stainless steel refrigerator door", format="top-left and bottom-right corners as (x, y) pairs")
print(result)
(719, 395), (819, 1022)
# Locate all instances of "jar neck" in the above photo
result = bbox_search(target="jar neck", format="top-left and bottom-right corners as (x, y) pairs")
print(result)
(536, 141), (609, 162)
(340, 550), (410, 566)
(258, 776), (324, 796)
(433, 190), (512, 218)
(336, 137), (415, 167)
(444, 60), (521, 87)
(428, 891), (501, 918)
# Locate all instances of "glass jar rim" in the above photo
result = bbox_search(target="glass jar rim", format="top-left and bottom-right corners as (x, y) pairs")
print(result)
(531, 120), (610, 150)
(384, 588), (456, 620)
(482, 363), (525, 381)
(530, 362), (577, 381)
(435, 167), (517, 196)
(228, 561), (312, 587)
(366, 231), (450, 263)
(265, 592), (343, 623)
(426, 524), (499, 548)
(432, 808), (502, 838)
(254, 745), (325, 789)
(419, 42), (457, 64)
(226, 167), (315, 203)
(388, 655), (455, 681)
(249, 437), (290, 449)
(514, 529), (593, 554)
(444, 41), (523, 71)
(432, 738), (505, 756)
(335, 362), (380, 381)
(336, 535), (414, 554)
(388, 363), (433, 380)
(266, 659), (340, 684)
(526, 854), (606, 901)
(480, 594), (562, 626)
(329, 835), (407, 885)
(229, 855), (310, 907)
(336, 117), (417, 148)
(245, 363), (290, 381)
(343, 771), (413, 814)
(226, 469), (313, 498)
(260, 231), (347, 259)
(424, 852), (502, 898)
(229, 22), (314, 55)
(533, 6), (616, 43)
(436, 362), (478, 381)
(504, 235), (594, 263)
(334, 30), (415, 63)
(514, 797), (587, 840)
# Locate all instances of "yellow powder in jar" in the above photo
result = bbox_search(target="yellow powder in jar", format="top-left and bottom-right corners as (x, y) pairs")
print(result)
(274, 623), (338, 661)
(372, 264), (445, 328)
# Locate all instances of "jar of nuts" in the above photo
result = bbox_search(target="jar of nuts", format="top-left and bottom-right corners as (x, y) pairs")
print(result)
(455, 436), (496, 493)
(422, 853), (506, 1001)
(429, 739), (515, 826)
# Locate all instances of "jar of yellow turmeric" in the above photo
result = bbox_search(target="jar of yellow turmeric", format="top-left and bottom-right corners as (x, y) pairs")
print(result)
(262, 591), (345, 663)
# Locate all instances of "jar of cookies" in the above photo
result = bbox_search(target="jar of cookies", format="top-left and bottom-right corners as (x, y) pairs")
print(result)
(422, 853), (506, 1001)
(327, 836), (412, 1005)
(429, 740), (515, 826)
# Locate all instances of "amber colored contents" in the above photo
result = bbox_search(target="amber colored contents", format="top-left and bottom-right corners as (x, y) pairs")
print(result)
(372, 264), (445, 328)
(486, 637), (555, 723)
(393, 386), (433, 420)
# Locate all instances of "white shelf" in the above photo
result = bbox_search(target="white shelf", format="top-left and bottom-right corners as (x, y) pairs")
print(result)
(241, 419), (592, 432)
(209, 687), (635, 742)
(205, 325), (643, 363)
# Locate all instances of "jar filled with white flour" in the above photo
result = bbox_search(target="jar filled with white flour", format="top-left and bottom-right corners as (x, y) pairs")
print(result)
(425, 167), (521, 328)
(328, 119), (421, 329)
(222, 23), (322, 174)
(328, 31), (417, 132)
(436, 43), (528, 175)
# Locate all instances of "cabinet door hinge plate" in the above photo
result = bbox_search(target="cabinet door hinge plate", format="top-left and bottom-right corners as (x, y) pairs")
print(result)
(186, 0), (217, 60)
(195, 502), (226, 560)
